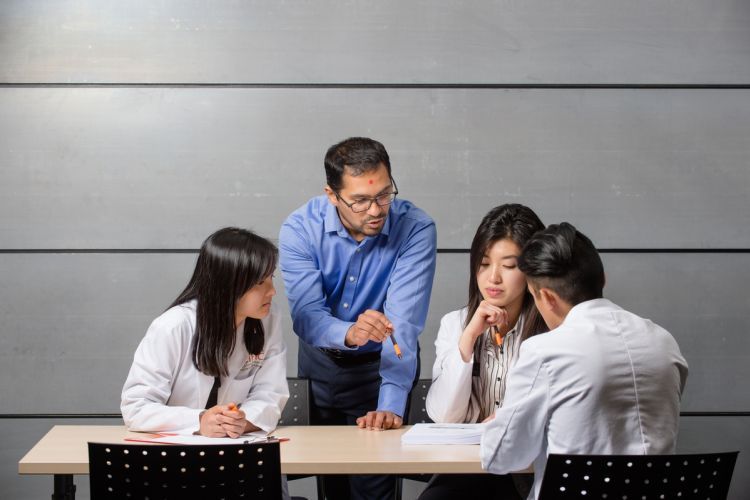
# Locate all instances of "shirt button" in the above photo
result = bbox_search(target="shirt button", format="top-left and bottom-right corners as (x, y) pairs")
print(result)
(349, 276), (355, 282)
(495, 401), (500, 406)
(343, 303), (349, 309)
(356, 248), (361, 253)
(497, 377), (501, 381)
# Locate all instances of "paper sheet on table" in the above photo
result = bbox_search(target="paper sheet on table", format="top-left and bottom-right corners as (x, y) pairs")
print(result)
(125, 428), (271, 445)
(401, 423), (486, 445)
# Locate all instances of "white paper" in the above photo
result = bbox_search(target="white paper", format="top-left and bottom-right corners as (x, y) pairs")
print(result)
(401, 423), (485, 445)
(126, 429), (270, 445)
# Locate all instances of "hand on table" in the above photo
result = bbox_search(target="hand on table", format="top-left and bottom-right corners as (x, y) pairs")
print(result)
(356, 410), (403, 431)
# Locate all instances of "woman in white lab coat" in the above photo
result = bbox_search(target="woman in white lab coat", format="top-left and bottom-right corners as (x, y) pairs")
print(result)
(121, 227), (289, 438)
(419, 204), (547, 500)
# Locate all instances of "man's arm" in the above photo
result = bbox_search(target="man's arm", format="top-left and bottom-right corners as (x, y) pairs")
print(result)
(480, 344), (549, 474)
(278, 216), (354, 349)
(377, 220), (437, 417)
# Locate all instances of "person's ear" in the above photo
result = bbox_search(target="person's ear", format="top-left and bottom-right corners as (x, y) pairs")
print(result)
(538, 288), (558, 313)
(324, 185), (338, 206)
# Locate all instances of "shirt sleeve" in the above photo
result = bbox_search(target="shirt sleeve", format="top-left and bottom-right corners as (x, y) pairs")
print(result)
(379, 220), (437, 416)
(426, 311), (475, 423)
(120, 314), (203, 432)
(278, 214), (354, 349)
(239, 307), (290, 433)
(480, 341), (549, 474)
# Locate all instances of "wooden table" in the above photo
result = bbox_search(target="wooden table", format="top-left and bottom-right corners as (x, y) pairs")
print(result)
(19, 425), (486, 498)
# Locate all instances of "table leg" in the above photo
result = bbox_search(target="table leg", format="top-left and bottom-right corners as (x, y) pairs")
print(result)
(52, 474), (76, 500)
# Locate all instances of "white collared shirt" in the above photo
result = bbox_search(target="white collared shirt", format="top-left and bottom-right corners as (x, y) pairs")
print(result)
(480, 298), (689, 499)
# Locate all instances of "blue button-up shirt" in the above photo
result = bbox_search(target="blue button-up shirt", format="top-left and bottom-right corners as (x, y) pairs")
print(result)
(279, 195), (437, 416)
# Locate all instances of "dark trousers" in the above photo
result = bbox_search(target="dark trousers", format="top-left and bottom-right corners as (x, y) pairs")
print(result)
(417, 473), (531, 500)
(298, 340), (419, 500)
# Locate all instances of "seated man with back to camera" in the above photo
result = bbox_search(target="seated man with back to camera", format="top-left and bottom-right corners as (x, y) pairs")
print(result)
(480, 222), (688, 500)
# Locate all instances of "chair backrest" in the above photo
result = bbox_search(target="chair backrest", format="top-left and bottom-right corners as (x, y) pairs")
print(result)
(539, 451), (739, 500)
(279, 377), (311, 426)
(88, 441), (281, 499)
(407, 379), (434, 424)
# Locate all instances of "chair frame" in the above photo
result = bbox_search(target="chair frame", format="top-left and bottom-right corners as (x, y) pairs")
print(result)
(88, 441), (282, 499)
(539, 451), (739, 500)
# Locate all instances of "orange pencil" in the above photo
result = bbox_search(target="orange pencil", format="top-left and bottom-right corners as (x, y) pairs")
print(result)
(493, 325), (504, 347)
(390, 333), (403, 359)
(228, 402), (238, 412)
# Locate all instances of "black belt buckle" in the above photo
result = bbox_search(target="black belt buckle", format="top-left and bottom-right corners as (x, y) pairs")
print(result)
(319, 348), (381, 366)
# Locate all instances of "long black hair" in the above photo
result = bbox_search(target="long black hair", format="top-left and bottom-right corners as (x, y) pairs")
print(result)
(169, 227), (278, 377)
(467, 204), (547, 341)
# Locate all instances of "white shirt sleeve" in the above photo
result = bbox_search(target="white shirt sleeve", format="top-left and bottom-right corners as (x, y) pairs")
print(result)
(120, 310), (203, 432)
(425, 310), (475, 423)
(480, 340), (549, 474)
(238, 306), (290, 433)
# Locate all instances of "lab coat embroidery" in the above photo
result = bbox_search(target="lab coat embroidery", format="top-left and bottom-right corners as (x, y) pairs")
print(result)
(241, 352), (265, 371)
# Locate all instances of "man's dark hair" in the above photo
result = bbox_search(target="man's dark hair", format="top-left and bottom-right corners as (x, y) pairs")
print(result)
(324, 137), (392, 191)
(518, 222), (605, 306)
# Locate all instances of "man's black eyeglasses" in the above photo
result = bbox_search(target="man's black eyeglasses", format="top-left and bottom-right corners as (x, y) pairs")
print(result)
(335, 180), (399, 213)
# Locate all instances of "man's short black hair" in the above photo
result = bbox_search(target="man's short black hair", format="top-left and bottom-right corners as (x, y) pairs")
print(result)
(324, 137), (392, 191)
(518, 222), (605, 306)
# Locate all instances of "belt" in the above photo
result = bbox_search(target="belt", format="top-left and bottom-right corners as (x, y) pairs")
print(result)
(319, 348), (381, 366)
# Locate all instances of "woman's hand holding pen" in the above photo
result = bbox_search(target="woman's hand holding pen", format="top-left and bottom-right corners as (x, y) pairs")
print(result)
(345, 309), (394, 347)
(458, 301), (508, 362)
(199, 403), (258, 438)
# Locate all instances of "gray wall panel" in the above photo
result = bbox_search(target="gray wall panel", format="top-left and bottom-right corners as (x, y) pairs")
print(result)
(2, 88), (749, 249)
(2, 1), (750, 84)
(1, 252), (747, 413)
(677, 417), (750, 500)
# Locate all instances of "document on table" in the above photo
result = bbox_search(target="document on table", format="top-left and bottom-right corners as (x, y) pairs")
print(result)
(125, 429), (272, 445)
(401, 423), (486, 445)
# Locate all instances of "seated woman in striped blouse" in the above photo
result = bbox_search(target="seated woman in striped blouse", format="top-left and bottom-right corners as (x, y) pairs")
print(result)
(421, 204), (547, 500)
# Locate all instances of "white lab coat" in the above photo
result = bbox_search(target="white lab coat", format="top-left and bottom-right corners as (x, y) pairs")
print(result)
(121, 300), (289, 434)
(426, 308), (524, 423)
(480, 299), (688, 500)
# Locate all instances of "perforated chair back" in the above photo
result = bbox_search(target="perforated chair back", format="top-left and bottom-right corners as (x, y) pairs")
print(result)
(407, 379), (433, 424)
(539, 451), (739, 500)
(279, 377), (311, 426)
(88, 441), (282, 500)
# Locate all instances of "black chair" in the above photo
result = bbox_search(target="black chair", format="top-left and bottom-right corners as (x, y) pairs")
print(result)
(395, 379), (434, 500)
(282, 377), (325, 500)
(538, 451), (739, 500)
(279, 377), (312, 426)
(88, 441), (281, 499)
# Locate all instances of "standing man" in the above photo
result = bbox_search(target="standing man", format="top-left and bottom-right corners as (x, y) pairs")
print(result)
(279, 137), (437, 499)
(480, 222), (688, 500)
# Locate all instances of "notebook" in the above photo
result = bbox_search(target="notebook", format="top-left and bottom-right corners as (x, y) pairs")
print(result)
(401, 423), (485, 445)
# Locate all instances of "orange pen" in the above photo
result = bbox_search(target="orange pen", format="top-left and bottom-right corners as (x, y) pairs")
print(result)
(227, 402), (239, 412)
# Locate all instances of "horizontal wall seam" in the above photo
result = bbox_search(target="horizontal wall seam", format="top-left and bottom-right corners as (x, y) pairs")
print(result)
(1, 249), (749, 255)
(1, 83), (749, 90)
(1, 412), (748, 419)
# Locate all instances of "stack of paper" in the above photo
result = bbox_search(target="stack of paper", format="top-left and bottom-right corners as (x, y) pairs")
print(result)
(401, 423), (485, 445)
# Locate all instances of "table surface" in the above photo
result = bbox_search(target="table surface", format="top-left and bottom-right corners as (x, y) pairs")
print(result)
(19, 425), (487, 475)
